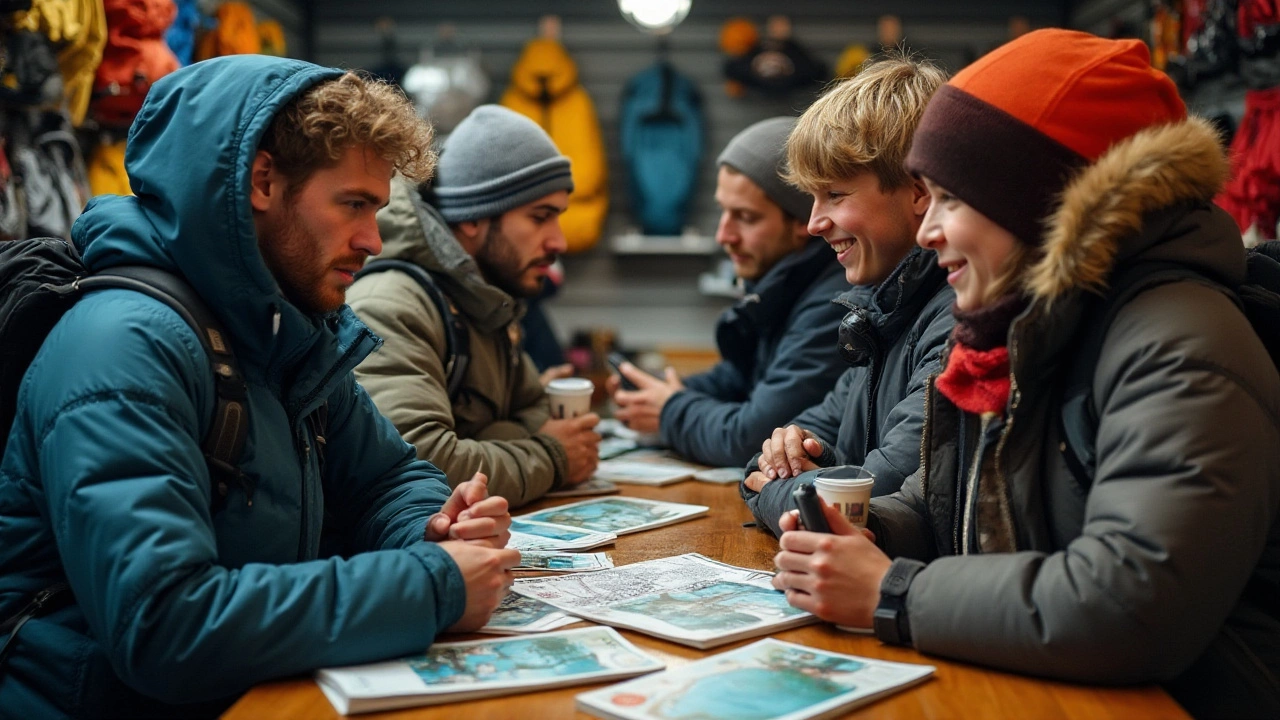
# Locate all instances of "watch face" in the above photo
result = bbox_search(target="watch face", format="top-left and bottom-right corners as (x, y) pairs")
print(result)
(873, 606), (901, 644)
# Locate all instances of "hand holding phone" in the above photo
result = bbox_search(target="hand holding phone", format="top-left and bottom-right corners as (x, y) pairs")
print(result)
(792, 482), (831, 533)
(608, 351), (639, 391)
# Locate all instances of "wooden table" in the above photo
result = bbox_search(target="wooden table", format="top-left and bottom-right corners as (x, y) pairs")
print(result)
(222, 481), (1190, 720)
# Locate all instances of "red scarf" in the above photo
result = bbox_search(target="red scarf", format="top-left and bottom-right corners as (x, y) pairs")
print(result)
(935, 294), (1027, 415)
(936, 343), (1011, 415)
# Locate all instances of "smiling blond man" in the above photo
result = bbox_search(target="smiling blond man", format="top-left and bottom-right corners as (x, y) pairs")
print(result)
(740, 52), (957, 537)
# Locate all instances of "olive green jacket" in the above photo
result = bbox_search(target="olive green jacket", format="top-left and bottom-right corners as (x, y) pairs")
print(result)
(348, 178), (567, 508)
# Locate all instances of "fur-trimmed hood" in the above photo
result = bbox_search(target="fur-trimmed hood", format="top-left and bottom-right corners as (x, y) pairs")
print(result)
(1025, 116), (1237, 302)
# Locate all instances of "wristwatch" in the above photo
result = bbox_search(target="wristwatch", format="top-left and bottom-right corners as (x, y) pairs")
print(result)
(873, 558), (926, 646)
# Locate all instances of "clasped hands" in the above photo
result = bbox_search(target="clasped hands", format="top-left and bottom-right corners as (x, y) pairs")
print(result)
(426, 472), (522, 632)
(744, 424), (825, 492)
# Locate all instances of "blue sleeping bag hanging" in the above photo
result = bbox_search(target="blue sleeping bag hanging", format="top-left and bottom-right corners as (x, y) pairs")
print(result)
(619, 62), (703, 236)
(165, 0), (205, 66)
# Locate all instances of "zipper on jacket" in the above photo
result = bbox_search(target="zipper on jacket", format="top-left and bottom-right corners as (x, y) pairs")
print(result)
(961, 413), (995, 555)
(861, 352), (884, 457)
(296, 424), (311, 561)
(919, 372), (936, 502)
(285, 327), (371, 561)
(989, 336), (1024, 550)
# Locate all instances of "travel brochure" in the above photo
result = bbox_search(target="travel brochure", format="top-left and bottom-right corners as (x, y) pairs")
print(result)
(509, 518), (617, 552)
(315, 627), (662, 715)
(576, 638), (936, 720)
(693, 467), (746, 484)
(546, 477), (621, 498)
(512, 553), (815, 649)
(517, 497), (708, 536)
(478, 592), (581, 635)
(517, 551), (614, 573)
(591, 460), (697, 486)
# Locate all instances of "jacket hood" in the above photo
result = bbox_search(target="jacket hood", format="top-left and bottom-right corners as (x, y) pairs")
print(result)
(375, 177), (519, 332)
(507, 38), (580, 101)
(71, 56), (358, 379)
(1026, 116), (1236, 303)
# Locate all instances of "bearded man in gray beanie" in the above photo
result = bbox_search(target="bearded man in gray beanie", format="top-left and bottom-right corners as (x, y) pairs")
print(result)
(349, 105), (600, 508)
(609, 116), (849, 468)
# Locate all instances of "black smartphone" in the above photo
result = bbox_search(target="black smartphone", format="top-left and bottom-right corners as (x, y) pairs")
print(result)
(608, 351), (639, 391)
(792, 483), (831, 533)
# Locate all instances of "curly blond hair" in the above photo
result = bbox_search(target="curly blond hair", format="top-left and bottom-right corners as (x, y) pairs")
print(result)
(259, 71), (435, 191)
(786, 51), (946, 193)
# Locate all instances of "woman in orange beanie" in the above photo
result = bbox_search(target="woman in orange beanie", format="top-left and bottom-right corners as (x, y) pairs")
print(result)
(771, 28), (1280, 717)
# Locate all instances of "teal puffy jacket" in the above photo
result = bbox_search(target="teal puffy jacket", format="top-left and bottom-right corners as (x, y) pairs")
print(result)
(0, 56), (465, 718)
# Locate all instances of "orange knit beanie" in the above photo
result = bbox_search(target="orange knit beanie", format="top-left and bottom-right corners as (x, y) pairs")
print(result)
(907, 29), (1187, 245)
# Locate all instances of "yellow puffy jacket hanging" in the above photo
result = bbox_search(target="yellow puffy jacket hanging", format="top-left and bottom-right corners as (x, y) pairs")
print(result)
(501, 38), (606, 252)
(10, 0), (107, 126)
(88, 137), (130, 196)
(195, 1), (260, 60)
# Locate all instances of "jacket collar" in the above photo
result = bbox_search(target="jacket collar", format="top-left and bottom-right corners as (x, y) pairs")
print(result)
(836, 246), (949, 343)
(738, 237), (840, 330)
(375, 177), (521, 334)
(714, 238), (841, 377)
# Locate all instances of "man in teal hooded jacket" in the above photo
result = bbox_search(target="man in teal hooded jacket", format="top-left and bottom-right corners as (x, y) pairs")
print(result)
(0, 56), (520, 718)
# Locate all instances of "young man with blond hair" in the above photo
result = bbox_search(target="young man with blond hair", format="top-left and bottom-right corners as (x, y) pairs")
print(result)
(0, 58), (518, 717)
(741, 52), (957, 535)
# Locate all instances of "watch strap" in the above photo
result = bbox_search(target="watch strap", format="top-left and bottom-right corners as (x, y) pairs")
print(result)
(873, 557), (926, 646)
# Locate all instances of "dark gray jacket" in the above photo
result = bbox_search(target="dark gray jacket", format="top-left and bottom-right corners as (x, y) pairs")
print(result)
(741, 247), (954, 535)
(659, 238), (848, 467)
(870, 118), (1280, 718)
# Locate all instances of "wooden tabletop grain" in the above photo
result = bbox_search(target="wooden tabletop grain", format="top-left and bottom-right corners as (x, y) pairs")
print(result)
(221, 480), (1190, 720)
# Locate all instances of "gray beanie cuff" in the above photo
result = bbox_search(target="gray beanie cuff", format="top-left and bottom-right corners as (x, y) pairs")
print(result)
(434, 104), (575, 223)
(716, 117), (813, 223)
(436, 158), (574, 222)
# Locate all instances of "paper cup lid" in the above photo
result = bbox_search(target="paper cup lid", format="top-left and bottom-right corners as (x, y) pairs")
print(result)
(547, 378), (594, 395)
(814, 467), (874, 488)
(814, 476), (874, 489)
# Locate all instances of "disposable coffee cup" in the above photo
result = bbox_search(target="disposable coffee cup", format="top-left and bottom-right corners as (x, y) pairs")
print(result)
(546, 377), (594, 419)
(813, 466), (875, 528)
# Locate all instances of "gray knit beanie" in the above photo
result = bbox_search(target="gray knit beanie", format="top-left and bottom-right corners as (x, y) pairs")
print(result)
(433, 105), (574, 223)
(716, 117), (813, 223)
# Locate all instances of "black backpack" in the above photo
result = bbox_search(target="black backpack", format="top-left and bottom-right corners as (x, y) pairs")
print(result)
(0, 237), (251, 510)
(1059, 240), (1280, 489)
(355, 258), (471, 401)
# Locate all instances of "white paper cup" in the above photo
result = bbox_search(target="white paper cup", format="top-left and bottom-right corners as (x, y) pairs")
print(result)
(813, 466), (875, 528)
(546, 378), (594, 419)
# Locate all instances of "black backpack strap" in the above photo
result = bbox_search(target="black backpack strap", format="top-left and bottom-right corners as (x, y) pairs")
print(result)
(74, 266), (251, 512)
(1057, 261), (1223, 492)
(356, 259), (471, 401)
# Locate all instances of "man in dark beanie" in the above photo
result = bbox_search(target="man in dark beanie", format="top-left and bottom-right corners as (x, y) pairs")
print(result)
(609, 116), (849, 467)
(349, 104), (601, 508)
